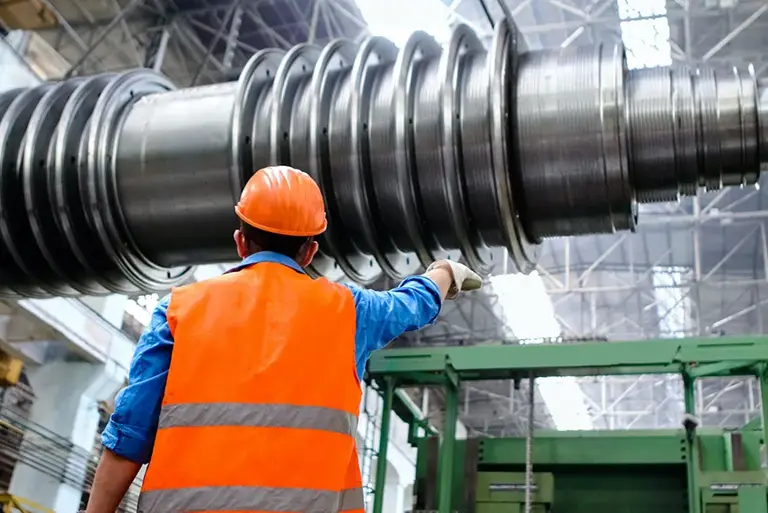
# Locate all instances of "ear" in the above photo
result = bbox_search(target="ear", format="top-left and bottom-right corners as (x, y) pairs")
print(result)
(298, 240), (319, 268)
(233, 229), (248, 259)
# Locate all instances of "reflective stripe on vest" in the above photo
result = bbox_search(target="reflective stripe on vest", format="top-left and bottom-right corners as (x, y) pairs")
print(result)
(138, 485), (364, 513)
(140, 402), (360, 512)
(159, 402), (358, 436)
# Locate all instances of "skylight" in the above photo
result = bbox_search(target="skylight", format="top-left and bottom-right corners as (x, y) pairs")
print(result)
(652, 267), (691, 338)
(617, 0), (672, 69)
(491, 271), (594, 431)
(125, 293), (159, 327)
(353, 0), (453, 47)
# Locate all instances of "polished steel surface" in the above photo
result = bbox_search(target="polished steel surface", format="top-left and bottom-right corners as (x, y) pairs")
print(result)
(516, 44), (633, 240)
(0, 18), (763, 296)
(516, 46), (761, 241)
(626, 64), (759, 202)
(627, 67), (688, 202)
(761, 84), (768, 170)
(117, 82), (242, 268)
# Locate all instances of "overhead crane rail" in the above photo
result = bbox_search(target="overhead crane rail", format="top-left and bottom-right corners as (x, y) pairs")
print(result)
(0, 18), (765, 296)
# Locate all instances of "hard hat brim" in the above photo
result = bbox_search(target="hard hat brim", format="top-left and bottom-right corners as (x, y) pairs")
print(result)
(235, 206), (327, 237)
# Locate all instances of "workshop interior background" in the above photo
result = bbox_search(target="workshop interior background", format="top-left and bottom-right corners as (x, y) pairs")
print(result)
(0, 0), (764, 512)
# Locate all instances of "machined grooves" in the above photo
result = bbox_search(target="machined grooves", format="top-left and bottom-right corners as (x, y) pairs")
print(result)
(0, 19), (763, 297)
(626, 64), (759, 205)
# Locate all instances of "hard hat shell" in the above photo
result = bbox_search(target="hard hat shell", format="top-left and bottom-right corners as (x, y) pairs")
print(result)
(235, 166), (327, 237)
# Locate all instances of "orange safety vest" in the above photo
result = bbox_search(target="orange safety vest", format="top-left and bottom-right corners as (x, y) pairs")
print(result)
(138, 261), (364, 513)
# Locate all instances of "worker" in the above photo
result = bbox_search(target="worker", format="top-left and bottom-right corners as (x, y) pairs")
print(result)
(85, 165), (482, 513)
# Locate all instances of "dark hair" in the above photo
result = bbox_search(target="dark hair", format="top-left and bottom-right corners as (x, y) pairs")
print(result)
(240, 222), (312, 258)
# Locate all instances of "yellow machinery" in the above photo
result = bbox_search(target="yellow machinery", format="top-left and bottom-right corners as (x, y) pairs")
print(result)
(0, 493), (53, 513)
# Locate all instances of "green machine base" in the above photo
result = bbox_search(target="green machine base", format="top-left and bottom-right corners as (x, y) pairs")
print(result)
(365, 337), (768, 513)
(475, 471), (554, 513)
(414, 429), (767, 512)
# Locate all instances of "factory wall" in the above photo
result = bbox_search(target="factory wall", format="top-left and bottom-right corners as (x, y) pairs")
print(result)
(359, 386), (417, 513)
(2, 296), (131, 510)
(8, 361), (125, 512)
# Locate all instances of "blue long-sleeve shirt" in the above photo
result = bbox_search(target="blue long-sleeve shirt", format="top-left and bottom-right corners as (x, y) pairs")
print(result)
(102, 251), (442, 464)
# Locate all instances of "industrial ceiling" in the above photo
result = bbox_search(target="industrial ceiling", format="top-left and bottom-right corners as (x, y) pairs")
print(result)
(17, 0), (768, 437)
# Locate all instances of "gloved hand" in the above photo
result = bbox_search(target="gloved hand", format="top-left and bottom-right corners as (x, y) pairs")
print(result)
(426, 260), (483, 300)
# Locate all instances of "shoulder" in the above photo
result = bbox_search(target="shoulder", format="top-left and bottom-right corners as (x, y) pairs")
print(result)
(307, 277), (356, 308)
(168, 271), (245, 304)
(340, 282), (370, 305)
(340, 282), (384, 318)
(147, 294), (171, 329)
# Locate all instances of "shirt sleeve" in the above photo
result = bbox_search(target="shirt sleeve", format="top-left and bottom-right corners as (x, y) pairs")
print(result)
(101, 295), (174, 464)
(345, 275), (442, 380)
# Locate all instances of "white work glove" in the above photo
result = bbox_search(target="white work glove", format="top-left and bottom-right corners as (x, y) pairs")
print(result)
(426, 260), (483, 300)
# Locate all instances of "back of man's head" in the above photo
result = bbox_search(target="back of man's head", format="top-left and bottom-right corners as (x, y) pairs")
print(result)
(239, 221), (312, 259)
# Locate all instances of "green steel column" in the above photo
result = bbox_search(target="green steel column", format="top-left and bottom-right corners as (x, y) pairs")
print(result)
(372, 378), (394, 513)
(683, 373), (700, 513)
(438, 380), (459, 513)
(759, 364), (768, 466)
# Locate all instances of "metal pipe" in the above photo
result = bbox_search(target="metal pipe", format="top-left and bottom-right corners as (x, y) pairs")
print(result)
(0, 18), (763, 296)
(64, 0), (145, 77)
(190, 0), (241, 85)
(702, 4), (768, 62)
(148, 26), (172, 72)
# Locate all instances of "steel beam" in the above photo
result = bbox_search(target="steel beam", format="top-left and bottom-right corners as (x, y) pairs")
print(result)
(64, 0), (146, 77)
(702, 4), (768, 62)
(145, 25), (172, 71)
(371, 378), (393, 513)
(437, 378), (458, 513)
(368, 336), (768, 384)
(190, 0), (241, 85)
(222, 6), (243, 70)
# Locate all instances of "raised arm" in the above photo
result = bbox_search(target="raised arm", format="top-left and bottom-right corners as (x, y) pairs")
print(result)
(348, 260), (482, 376)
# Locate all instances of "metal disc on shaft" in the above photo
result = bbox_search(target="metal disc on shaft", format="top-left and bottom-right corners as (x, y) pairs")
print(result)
(0, 88), (27, 298)
(324, 40), (384, 284)
(364, 36), (423, 280)
(0, 85), (56, 297)
(86, 69), (194, 292)
(391, 31), (444, 269)
(55, 73), (142, 294)
(22, 77), (96, 296)
(490, 20), (537, 273)
(301, 39), (351, 282)
(439, 23), (494, 275)
(232, 49), (284, 204)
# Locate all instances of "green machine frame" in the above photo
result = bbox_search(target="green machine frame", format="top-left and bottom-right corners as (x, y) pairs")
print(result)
(365, 336), (768, 513)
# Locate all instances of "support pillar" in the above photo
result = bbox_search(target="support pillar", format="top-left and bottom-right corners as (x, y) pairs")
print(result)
(372, 378), (394, 513)
(683, 373), (700, 513)
(759, 365), (768, 468)
(9, 360), (125, 513)
(438, 376), (459, 513)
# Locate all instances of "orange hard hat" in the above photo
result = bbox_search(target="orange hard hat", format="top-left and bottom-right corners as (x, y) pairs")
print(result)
(235, 166), (327, 237)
